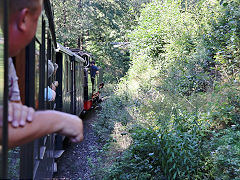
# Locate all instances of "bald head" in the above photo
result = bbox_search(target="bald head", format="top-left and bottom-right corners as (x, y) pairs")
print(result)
(8, 0), (43, 57)
(9, 0), (43, 15)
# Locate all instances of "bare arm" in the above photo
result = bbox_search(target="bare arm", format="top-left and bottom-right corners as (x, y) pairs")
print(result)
(3, 110), (83, 148)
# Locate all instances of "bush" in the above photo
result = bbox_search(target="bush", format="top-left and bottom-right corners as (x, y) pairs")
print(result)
(92, 0), (240, 179)
(206, 128), (240, 179)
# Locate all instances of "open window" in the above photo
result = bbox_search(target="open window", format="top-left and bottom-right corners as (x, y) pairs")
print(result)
(0, 0), (9, 178)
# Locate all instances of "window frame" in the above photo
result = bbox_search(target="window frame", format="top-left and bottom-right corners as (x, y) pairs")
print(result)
(0, 0), (9, 178)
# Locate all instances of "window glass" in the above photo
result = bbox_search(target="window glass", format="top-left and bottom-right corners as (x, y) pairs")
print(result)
(0, 18), (3, 106)
(35, 16), (41, 108)
(66, 56), (69, 91)
(44, 51), (47, 105)
(45, 35), (51, 104)
(62, 54), (66, 92)
(68, 60), (71, 92)
(35, 42), (41, 109)
(51, 44), (55, 78)
(36, 15), (42, 44)
(0, 1), (4, 176)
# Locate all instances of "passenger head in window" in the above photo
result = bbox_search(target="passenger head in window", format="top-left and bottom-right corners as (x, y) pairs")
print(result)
(44, 60), (58, 101)
(48, 60), (55, 79)
(8, 0), (43, 57)
(48, 60), (58, 89)
(53, 63), (58, 76)
(0, 0), (84, 149)
(5, 0), (43, 128)
(44, 61), (56, 101)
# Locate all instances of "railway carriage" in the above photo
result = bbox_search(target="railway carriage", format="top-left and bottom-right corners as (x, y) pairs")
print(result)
(71, 49), (104, 112)
(0, 0), (103, 179)
(10, 1), (58, 179)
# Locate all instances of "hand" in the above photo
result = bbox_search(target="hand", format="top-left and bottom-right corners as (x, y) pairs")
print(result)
(8, 102), (35, 128)
(58, 113), (84, 143)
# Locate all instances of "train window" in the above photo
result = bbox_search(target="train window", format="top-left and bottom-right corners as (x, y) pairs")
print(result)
(66, 56), (69, 91)
(47, 35), (52, 61)
(68, 60), (72, 92)
(35, 15), (41, 109)
(0, 1), (4, 167)
(0, 20), (3, 180)
(36, 15), (42, 44)
(0, 0), (7, 177)
(46, 35), (51, 105)
(35, 42), (41, 109)
(44, 53), (47, 103)
(0, 13), (4, 106)
(51, 44), (56, 79)
(0, 0), (10, 177)
(65, 55), (72, 92)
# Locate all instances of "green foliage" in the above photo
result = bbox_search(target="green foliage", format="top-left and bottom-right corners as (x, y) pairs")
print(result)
(83, 0), (151, 82)
(105, 128), (163, 180)
(86, 42), (130, 82)
(52, 0), (83, 47)
(53, 0), (151, 82)
(205, 84), (240, 127)
(106, 124), (208, 180)
(95, 84), (240, 179)
(93, 84), (132, 142)
(128, 0), (240, 95)
(206, 128), (240, 179)
(210, 0), (240, 81)
(91, 0), (240, 179)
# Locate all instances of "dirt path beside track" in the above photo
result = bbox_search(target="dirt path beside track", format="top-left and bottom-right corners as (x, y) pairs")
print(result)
(54, 108), (102, 180)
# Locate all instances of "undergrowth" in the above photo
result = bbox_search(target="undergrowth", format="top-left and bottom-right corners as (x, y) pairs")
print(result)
(93, 83), (240, 180)
(91, 0), (240, 179)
